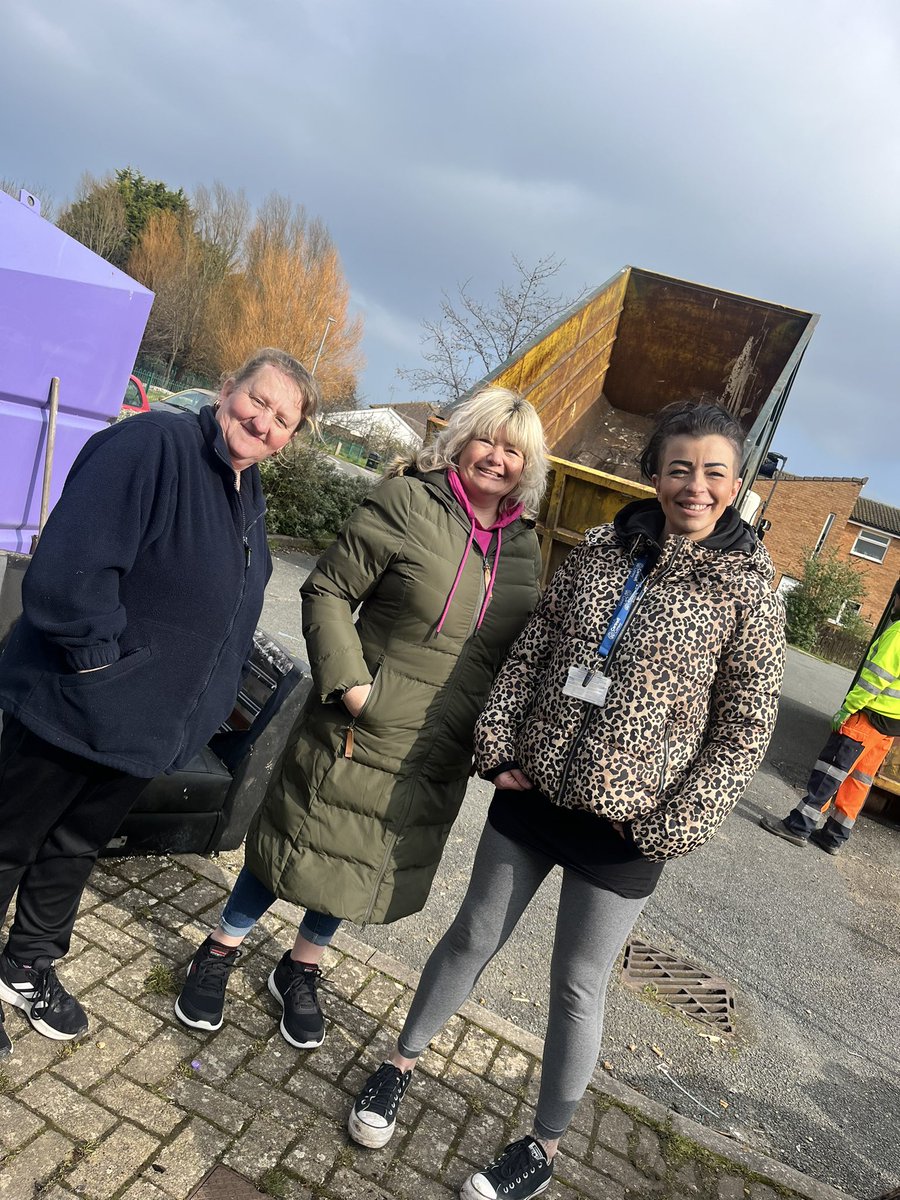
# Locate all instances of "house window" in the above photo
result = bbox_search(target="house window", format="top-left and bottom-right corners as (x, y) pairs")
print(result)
(834, 599), (862, 627)
(850, 527), (890, 564)
(776, 575), (800, 597)
(813, 513), (835, 554)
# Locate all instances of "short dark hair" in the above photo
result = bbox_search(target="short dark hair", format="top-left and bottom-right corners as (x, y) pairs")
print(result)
(228, 348), (321, 432)
(638, 401), (745, 480)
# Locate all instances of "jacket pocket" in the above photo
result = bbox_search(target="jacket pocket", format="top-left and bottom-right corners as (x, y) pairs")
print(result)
(343, 661), (383, 759)
(348, 665), (440, 773)
(353, 661), (384, 724)
(566, 733), (664, 819)
(58, 646), (152, 687)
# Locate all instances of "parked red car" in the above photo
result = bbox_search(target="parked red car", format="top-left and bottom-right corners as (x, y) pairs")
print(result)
(120, 374), (149, 415)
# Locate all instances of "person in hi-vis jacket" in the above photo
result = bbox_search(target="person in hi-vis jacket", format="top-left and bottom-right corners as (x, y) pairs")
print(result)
(761, 590), (900, 853)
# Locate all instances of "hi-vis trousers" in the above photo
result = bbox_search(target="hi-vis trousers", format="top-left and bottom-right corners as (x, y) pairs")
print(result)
(785, 711), (894, 846)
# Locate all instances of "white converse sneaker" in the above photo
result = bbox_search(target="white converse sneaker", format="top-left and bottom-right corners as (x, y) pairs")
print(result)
(348, 1061), (412, 1148)
(461, 1135), (554, 1199)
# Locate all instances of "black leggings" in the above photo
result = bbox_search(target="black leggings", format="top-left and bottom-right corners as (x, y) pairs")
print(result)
(398, 821), (648, 1139)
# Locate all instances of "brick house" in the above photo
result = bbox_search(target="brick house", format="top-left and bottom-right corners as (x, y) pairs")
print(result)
(752, 474), (900, 626)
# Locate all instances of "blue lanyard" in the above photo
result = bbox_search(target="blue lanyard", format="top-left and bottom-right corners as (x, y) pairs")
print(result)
(596, 556), (650, 661)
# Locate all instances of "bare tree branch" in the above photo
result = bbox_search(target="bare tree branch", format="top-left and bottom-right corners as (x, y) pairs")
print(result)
(399, 253), (587, 401)
(0, 178), (57, 222)
(193, 180), (249, 273)
(56, 172), (126, 260)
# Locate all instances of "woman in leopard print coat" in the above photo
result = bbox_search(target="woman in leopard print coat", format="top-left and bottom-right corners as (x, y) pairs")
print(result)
(474, 479), (785, 862)
(347, 403), (785, 1200)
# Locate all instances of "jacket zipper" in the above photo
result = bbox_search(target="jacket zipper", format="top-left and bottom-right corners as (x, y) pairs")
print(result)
(463, 549), (493, 640)
(171, 482), (258, 762)
(657, 732), (670, 795)
(555, 540), (684, 805)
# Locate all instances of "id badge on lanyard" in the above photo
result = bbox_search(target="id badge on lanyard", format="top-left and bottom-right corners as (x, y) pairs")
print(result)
(562, 556), (649, 707)
(562, 665), (611, 705)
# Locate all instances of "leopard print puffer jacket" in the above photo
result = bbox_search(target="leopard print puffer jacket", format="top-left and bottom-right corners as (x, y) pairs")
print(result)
(474, 499), (785, 861)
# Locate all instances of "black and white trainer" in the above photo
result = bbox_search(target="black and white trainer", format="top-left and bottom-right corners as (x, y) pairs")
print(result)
(267, 952), (325, 1049)
(348, 1060), (413, 1148)
(0, 1002), (11, 1058)
(460, 1135), (554, 1200)
(174, 937), (241, 1031)
(0, 952), (89, 1041)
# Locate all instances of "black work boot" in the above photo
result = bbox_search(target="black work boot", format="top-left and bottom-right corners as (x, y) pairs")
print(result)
(759, 813), (808, 847)
(810, 829), (842, 855)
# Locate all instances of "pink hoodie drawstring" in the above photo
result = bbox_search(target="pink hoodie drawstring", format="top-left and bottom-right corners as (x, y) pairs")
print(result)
(435, 518), (476, 634)
(435, 471), (523, 635)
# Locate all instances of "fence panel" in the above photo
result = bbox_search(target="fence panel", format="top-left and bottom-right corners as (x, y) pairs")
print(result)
(134, 356), (216, 396)
(813, 623), (869, 670)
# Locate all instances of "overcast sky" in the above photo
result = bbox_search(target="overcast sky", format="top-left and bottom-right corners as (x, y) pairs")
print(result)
(3, 0), (898, 503)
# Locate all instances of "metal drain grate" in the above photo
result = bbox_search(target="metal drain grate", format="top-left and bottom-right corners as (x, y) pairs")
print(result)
(621, 939), (736, 1035)
(187, 1165), (265, 1198)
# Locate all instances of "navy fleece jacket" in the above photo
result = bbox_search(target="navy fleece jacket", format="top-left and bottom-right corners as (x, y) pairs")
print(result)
(0, 406), (272, 776)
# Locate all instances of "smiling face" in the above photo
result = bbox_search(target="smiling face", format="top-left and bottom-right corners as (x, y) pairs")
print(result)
(652, 434), (742, 541)
(455, 428), (525, 518)
(214, 364), (306, 471)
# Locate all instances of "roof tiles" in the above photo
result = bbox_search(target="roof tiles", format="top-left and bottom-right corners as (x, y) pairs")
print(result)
(851, 496), (900, 537)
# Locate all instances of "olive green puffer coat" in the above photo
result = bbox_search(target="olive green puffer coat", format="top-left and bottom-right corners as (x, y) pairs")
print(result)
(246, 469), (542, 924)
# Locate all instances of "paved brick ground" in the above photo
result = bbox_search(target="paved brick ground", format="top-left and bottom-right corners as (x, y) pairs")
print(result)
(0, 854), (855, 1200)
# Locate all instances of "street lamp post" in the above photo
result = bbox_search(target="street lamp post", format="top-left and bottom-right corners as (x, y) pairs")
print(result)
(311, 316), (336, 376)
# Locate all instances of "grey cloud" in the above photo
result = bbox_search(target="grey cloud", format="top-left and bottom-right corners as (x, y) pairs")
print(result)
(2, 0), (897, 499)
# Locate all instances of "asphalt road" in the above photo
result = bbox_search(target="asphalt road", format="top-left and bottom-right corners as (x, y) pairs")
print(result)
(329, 455), (379, 482)
(262, 553), (900, 1197)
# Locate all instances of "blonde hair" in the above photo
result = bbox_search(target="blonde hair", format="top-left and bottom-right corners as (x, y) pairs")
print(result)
(393, 386), (548, 515)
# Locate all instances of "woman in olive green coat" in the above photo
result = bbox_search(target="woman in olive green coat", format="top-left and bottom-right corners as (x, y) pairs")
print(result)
(175, 387), (548, 1049)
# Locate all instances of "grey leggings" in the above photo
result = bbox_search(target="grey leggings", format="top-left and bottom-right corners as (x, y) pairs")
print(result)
(398, 822), (648, 1140)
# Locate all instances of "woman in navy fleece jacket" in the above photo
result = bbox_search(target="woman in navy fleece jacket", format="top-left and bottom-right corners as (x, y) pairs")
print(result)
(0, 348), (318, 1055)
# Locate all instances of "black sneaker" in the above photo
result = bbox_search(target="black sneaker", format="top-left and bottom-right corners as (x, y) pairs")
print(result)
(0, 952), (88, 1041)
(461, 1136), (554, 1200)
(174, 937), (241, 1031)
(267, 952), (325, 1049)
(348, 1061), (413, 1148)
(759, 813), (808, 847)
(0, 1003), (11, 1058)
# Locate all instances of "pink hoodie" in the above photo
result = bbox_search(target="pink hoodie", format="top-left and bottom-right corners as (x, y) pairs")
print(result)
(435, 470), (525, 634)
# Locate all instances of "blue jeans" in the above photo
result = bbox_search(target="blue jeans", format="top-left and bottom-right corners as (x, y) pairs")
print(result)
(219, 865), (342, 947)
